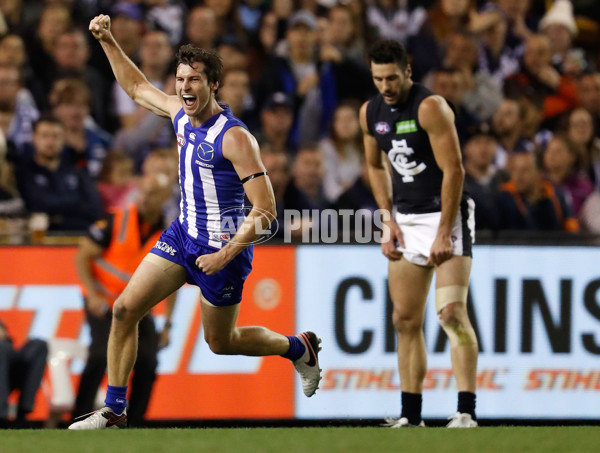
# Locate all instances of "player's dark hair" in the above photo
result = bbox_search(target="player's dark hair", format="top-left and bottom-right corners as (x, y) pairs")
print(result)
(368, 40), (408, 69)
(33, 113), (64, 132)
(175, 44), (223, 85)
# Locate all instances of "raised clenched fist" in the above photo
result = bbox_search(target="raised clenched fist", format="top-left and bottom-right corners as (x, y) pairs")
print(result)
(89, 14), (112, 41)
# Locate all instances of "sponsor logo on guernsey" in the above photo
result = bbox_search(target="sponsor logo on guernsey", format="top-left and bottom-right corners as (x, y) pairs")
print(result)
(388, 138), (427, 182)
(197, 142), (215, 162)
(154, 240), (177, 256)
(177, 133), (186, 147)
(375, 122), (390, 134)
(395, 120), (418, 134)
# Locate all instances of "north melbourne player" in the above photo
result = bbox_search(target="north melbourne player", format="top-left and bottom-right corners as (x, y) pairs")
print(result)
(360, 40), (478, 428)
(69, 15), (321, 429)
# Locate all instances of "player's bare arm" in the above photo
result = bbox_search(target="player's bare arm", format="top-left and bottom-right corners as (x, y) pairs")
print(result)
(89, 15), (180, 120)
(195, 127), (276, 275)
(360, 101), (404, 260)
(419, 95), (465, 266)
(75, 236), (109, 317)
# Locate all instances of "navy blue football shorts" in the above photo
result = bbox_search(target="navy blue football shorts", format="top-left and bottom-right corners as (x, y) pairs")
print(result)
(149, 219), (253, 306)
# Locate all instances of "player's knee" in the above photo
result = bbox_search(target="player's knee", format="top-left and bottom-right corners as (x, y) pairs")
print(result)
(392, 310), (422, 335)
(438, 302), (477, 347)
(437, 302), (465, 327)
(204, 334), (234, 355)
(112, 300), (139, 326)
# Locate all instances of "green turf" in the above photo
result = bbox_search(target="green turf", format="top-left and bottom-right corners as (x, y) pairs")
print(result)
(1, 427), (599, 453)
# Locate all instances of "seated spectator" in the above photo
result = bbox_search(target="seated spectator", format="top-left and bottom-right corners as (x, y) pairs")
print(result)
(504, 34), (578, 124)
(261, 150), (315, 240)
(217, 40), (249, 73)
(0, 64), (39, 153)
(112, 30), (175, 165)
(428, 66), (480, 143)
(183, 6), (218, 50)
(318, 101), (363, 204)
(14, 115), (104, 232)
(49, 78), (112, 179)
(542, 135), (593, 217)
(576, 72), (600, 139)
(292, 145), (327, 209)
(256, 92), (295, 154)
(565, 107), (600, 189)
(96, 151), (137, 211)
(441, 31), (503, 122)
(538, 0), (585, 76)
(217, 67), (258, 133)
(497, 151), (578, 232)
(463, 133), (506, 230)
(491, 98), (535, 169)
(0, 319), (48, 428)
(0, 129), (27, 242)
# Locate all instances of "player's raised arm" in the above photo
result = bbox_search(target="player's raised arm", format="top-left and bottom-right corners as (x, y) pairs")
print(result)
(89, 14), (179, 119)
(195, 127), (276, 275)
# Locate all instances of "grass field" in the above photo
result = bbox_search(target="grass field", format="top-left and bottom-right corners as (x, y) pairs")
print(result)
(1, 426), (599, 453)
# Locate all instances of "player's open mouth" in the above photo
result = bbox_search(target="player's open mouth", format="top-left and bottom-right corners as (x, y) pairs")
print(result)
(182, 94), (196, 107)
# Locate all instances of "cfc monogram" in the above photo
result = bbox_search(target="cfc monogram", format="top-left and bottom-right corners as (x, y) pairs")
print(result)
(387, 139), (427, 182)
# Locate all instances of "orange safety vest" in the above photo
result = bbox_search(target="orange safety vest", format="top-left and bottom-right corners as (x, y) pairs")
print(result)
(90, 204), (162, 308)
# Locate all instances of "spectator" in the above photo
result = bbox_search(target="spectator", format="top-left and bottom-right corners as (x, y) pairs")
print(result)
(566, 107), (600, 188)
(145, 0), (186, 46)
(576, 72), (600, 138)
(491, 98), (535, 169)
(429, 66), (480, 143)
(112, 30), (175, 164)
(183, 6), (218, 50)
(463, 133), (505, 230)
(407, 0), (474, 82)
(256, 10), (373, 148)
(497, 151), (578, 232)
(504, 34), (578, 123)
(327, 3), (367, 67)
(14, 115), (104, 232)
(205, 0), (247, 48)
(216, 40), (248, 72)
(0, 33), (46, 112)
(0, 64), (39, 153)
(246, 11), (280, 81)
(318, 102), (363, 204)
(256, 92), (295, 154)
(542, 135), (593, 217)
(217, 67), (258, 132)
(292, 145), (327, 208)
(474, 6), (520, 86)
(495, 0), (536, 51)
(261, 150), (315, 240)
(578, 191), (600, 234)
(0, 129), (26, 242)
(72, 173), (175, 427)
(110, 2), (144, 59)
(538, 0), (584, 75)
(96, 151), (137, 211)
(366, 0), (427, 44)
(0, 319), (48, 428)
(50, 29), (109, 130)
(140, 147), (180, 224)
(442, 31), (503, 122)
(49, 77), (112, 179)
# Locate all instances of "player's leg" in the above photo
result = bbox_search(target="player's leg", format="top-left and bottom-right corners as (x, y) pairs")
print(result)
(69, 254), (186, 429)
(387, 258), (433, 427)
(435, 255), (478, 427)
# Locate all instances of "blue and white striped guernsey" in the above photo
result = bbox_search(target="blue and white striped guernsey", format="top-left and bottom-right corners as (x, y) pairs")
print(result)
(173, 104), (247, 249)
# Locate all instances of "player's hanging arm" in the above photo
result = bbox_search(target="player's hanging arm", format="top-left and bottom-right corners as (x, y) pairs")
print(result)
(359, 101), (403, 261)
(195, 127), (276, 275)
(419, 95), (465, 266)
(89, 14), (180, 120)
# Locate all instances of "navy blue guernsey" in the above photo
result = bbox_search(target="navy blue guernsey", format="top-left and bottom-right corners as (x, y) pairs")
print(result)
(366, 84), (449, 214)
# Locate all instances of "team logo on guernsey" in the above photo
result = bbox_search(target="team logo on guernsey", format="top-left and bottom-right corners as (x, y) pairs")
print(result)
(388, 138), (427, 182)
(176, 133), (186, 147)
(375, 122), (391, 134)
(197, 142), (215, 162)
(189, 132), (196, 142)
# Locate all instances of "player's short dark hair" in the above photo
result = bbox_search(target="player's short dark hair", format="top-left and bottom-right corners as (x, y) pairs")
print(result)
(175, 44), (223, 85)
(368, 40), (408, 69)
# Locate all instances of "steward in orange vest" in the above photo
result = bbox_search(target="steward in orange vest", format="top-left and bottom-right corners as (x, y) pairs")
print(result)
(73, 173), (175, 427)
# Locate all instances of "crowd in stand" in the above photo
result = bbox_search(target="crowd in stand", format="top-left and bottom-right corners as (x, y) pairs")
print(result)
(0, 0), (599, 242)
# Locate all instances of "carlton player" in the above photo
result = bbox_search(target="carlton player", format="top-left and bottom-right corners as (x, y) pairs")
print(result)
(70, 15), (321, 430)
(360, 40), (478, 428)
